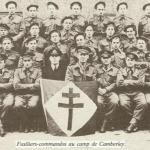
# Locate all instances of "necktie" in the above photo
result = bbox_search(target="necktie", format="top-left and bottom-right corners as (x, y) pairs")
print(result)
(128, 68), (133, 79)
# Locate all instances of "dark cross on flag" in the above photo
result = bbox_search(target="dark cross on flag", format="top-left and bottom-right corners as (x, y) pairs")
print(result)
(58, 88), (84, 131)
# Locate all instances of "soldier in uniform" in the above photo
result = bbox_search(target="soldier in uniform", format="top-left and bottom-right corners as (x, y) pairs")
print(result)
(0, 36), (20, 70)
(24, 4), (43, 37)
(43, 2), (61, 39)
(42, 47), (67, 80)
(117, 52), (147, 133)
(13, 52), (41, 132)
(60, 16), (77, 46)
(138, 3), (150, 39)
(65, 46), (97, 81)
(70, 1), (87, 33)
(0, 54), (14, 137)
(1, 1), (25, 44)
(96, 50), (119, 133)
(113, 2), (135, 34)
(89, 1), (110, 36)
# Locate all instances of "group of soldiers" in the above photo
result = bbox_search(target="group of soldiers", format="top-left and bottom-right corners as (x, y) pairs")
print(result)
(0, 0), (150, 137)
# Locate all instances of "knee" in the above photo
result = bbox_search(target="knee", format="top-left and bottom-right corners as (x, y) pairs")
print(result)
(119, 99), (129, 107)
(14, 96), (23, 108)
(109, 93), (119, 105)
(28, 96), (39, 108)
(3, 98), (14, 107)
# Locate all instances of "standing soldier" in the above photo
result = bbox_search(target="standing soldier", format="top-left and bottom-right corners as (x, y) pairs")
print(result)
(24, 4), (43, 37)
(1, 1), (25, 45)
(43, 2), (61, 39)
(70, 1), (87, 33)
(13, 52), (41, 132)
(0, 54), (14, 137)
(96, 50), (119, 133)
(117, 52), (147, 133)
(65, 46), (97, 81)
(89, 1), (110, 36)
(138, 3), (150, 39)
(113, 2), (135, 35)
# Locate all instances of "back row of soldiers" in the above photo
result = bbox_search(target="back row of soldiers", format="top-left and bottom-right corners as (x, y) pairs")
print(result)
(0, 1), (150, 137)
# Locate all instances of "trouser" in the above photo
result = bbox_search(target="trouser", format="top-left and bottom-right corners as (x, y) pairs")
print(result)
(119, 92), (147, 124)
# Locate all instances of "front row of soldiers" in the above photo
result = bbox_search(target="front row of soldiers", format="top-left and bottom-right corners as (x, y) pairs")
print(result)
(0, 43), (150, 137)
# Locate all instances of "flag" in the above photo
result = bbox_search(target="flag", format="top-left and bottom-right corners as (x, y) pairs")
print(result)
(40, 79), (98, 136)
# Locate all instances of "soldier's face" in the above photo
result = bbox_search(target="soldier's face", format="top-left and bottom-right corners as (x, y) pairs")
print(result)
(72, 4), (81, 15)
(77, 52), (89, 63)
(76, 35), (85, 46)
(126, 57), (135, 67)
(136, 40), (146, 50)
(0, 28), (9, 37)
(145, 6), (150, 15)
(111, 38), (121, 49)
(7, 4), (16, 15)
(96, 4), (105, 16)
(49, 55), (60, 65)
(2, 39), (13, 51)
(28, 7), (38, 17)
(63, 19), (73, 30)
(0, 60), (5, 70)
(101, 57), (111, 65)
(106, 26), (115, 37)
(85, 26), (94, 37)
(118, 5), (127, 15)
(30, 25), (40, 36)
(47, 5), (56, 15)
(51, 32), (60, 43)
(23, 57), (33, 68)
(26, 40), (37, 51)
(126, 28), (136, 38)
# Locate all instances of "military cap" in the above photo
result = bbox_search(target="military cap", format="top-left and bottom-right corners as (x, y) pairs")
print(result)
(22, 52), (35, 58)
(29, 22), (40, 29)
(94, 1), (106, 9)
(5, 1), (17, 8)
(126, 52), (138, 61)
(61, 16), (73, 24)
(111, 33), (128, 41)
(0, 24), (10, 30)
(70, 1), (82, 9)
(47, 47), (62, 57)
(27, 4), (39, 11)
(124, 24), (137, 32)
(76, 46), (91, 54)
(0, 54), (7, 61)
(117, 2), (128, 11)
(47, 2), (59, 10)
(99, 50), (113, 58)
(143, 3), (150, 10)
(104, 21), (116, 31)
(0, 36), (14, 44)
(25, 37), (38, 44)
(137, 36), (149, 43)
(74, 33), (85, 42)
(49, 30), (61, 37)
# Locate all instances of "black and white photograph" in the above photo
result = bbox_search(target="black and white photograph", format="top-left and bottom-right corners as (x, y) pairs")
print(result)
(0, 0), (150, 149)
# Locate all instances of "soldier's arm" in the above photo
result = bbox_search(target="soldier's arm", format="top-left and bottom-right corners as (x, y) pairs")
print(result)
(138, 21), (143, 37)
(65, 66), (74, 81)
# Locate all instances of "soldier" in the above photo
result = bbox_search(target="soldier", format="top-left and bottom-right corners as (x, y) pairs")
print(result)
(65, 46), (97, 81)
(0, 54), (14, 137)
(24, 4), (43, 37)
(98, 21), (116, 52)
(1, 1), (25, 43)
(43, 2), (61, 39)
(0, 36), (20, 70)
(70, 1), (87, 33)
(42, 47), (67, 80)
(124, 25), (137, 52)
(22, 23), (48, 54)
(89, 1), (110, 36)
(138, 3), (150, 38)
(117, 52), (147, 133)
(113, 2), (135, 34)
(13, 52), (41, 132)
(60, 16), (77, 46)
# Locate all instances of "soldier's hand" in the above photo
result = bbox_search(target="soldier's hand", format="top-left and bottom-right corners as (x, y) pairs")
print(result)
(98, 88), (107, 95)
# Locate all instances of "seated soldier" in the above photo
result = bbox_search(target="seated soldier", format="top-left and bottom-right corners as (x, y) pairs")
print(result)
(65, 46), (97, 81)
(96, 50), (119, 133)
(42, 47), (67, 80)
(117, 52), (147, 133)
(13, 52), (41, 132)
(22, 23), (48, 54)
(69, 1), (87, 33)
(0, 36), (20, 70)
(0, 54), (14, 137)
